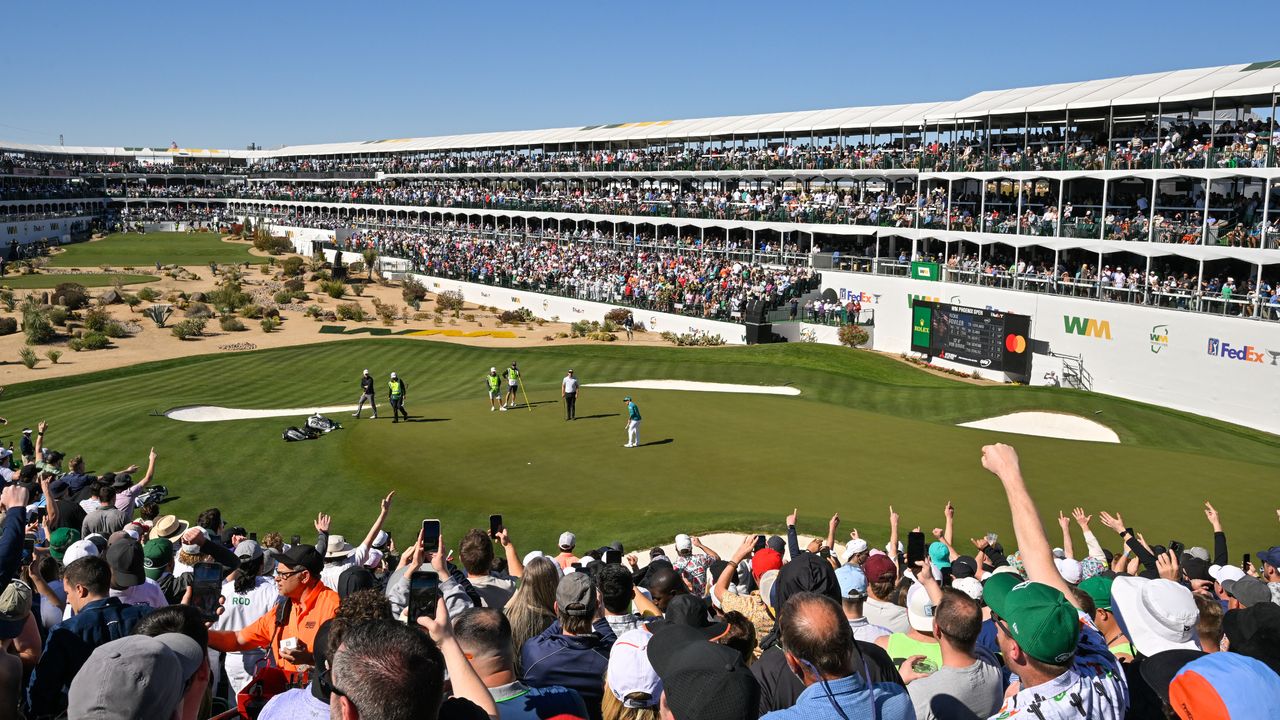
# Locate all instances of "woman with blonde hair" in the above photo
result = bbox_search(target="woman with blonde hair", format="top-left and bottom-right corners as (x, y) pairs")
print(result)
(503, 555), (559, 673)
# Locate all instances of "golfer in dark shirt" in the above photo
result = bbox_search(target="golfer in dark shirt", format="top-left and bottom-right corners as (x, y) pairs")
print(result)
(354, 369), (378, 419)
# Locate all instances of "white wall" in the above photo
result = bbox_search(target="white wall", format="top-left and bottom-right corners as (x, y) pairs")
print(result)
(1, 216), (93, 246)
(821, 270), (1280, 434)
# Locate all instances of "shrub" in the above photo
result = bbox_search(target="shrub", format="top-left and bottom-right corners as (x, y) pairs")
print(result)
(283, 277), (305, 292)
(374, 301), (397, 325)
(402, 277), (428, 304)
(122, 293), (142, 311)
(206, 281), (250, 311)
(69, 331), (110, 351)
(351, 282), (365, 297)
(436, 290), (465, 313)
(590, 331), (617, 342)
(281, 256), (305, 276)
(604, 307), (632, 325)
(45, 349), (62, 364)
(18, 346), (38, 369)
(837, 324), (869, 348)
(0, 317), (16, 336)
(22, 306), (56, 345)
(220, 316), (246, 332)
(261, 317), (281, 333)
(660, 331), (726, 347)
(48, 306), (70, 327)
(83, 307), (110, 332)
(239, 304), (265, 319)
(144, 304), (174, 328)
(319, 280), (346, 299)
(498, 308), (534, 324)
(601, 319), (618, 333)
(53, 283), (90, 310)
(252, 234), (292, 255)
(185, 302), (213, 319)
(171, 318), (206, 340)
(137, 286), (161, 302)
(304, 305), (323, 319)
(336, 302), (365, 321)
(102, 321), (128, 339)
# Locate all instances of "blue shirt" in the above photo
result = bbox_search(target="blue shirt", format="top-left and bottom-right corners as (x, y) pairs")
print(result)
(627, 402), (641, 421)
(760, 674), (914, 720)
(520, 619), (616, 719)
(491, 681), (589, 720)
(29, 597), (154, 716)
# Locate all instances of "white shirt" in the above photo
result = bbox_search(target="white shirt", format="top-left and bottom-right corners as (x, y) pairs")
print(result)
(108, 579), (168, 610)
(562, 376), (579, 393)
(213, 575), (280, 633)
(320, 544), (370, 591)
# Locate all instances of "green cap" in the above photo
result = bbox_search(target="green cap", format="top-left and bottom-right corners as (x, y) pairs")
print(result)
(985, 579), (1080, 664)
(143, 538), (175, 581)
(1079, 576), (1114, 611)
(49, 528), (81, 562)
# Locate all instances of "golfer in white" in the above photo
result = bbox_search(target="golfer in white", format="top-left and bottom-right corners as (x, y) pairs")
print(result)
(623, 396), (641, 447)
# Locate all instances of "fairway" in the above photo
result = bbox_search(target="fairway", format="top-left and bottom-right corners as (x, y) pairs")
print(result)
(0, 273), (159, 289)
(48, 232), (266, 267)
(5, 341), (1278, 557)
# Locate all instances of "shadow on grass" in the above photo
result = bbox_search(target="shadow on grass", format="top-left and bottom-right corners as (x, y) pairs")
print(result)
(640, 438), (674, 447)
(575, 413), (620, 420)
(400, 418), (450, 423)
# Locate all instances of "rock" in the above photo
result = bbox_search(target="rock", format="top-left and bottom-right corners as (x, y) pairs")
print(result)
(189, 292), (206, 303)
(40, 292), (50, 304)
(99, 289), (123, 305)
(265, 308), (281, 319)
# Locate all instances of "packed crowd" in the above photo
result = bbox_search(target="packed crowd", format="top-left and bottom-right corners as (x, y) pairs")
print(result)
(339, 226), (818, 319)
(1, 426), (1276, 720)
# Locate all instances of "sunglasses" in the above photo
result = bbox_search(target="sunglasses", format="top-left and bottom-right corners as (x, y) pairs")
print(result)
(318, 666), (347, 702)
(275, 569), (306, 580)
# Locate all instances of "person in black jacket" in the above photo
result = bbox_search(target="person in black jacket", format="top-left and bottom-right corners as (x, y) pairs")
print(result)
(353, 369), (378, 419)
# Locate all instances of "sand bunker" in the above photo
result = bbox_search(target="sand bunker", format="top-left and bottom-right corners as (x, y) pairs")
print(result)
(166, 405), (358, 423)
(958, 411), (1119, 444)
(584, 380), (800, 396)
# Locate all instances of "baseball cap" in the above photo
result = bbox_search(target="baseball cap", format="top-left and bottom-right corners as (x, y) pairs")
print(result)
(105, 539), (146, 589)
(143, 539), (174, 581)
(556, 572), (596, 617)
(1110, 577), (1198, 656)
(950, 555), (978, 579)
(1168, 652), (1280, 718)
(607, 628), (661, 708)
(390, 371), (397, 379)
(765, 535), (786, 556)
(906, 583), (936, 633)
(862, 553), (897, 584)
(650, 594), (728, 639)
(371, 530), (390, 549)
(49, 528), (81, 562)
(558, 531), (576, 550)
(0, 580), (32, 639)
(952, 576), (984, 602)
(179, 527), (208, 556)
(841, 538), (869, 564)
(235, 540), (277, 576)
(758, 569), (781, 612)
(1183, 546), (1210, 562)
(1257, 546), (1280, 569)
(151, 515), (189, 541)
(1180, 557), (1212, 582)
(1209, 564), (1246, 585)
(1138, 649), (1206, 704)
(489, 367), (496, 372)
(67, 633), (203, 720)
(647, 624), (759, 720)
(985, 579), (1080, 664)
(835, 564), (868, 600)
(1221, 601), (1280, 674)
(1078, 576), (1114, 611)
(63, 539), (99, 566)
(928, 541), (951, 569)
(1222, 575), (1273, 608)
(674, 534), (692, 553)
(276, 544), (323, 576)
(1054, 557), (1082, 585)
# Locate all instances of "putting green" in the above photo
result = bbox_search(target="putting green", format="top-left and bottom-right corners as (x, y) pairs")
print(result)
(48, 232), (266, 268)
(0, 273), (159, 289)
(5, 341), (1277, 557)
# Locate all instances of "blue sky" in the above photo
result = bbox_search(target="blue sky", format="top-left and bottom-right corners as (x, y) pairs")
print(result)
(2, 0), (1263, 149)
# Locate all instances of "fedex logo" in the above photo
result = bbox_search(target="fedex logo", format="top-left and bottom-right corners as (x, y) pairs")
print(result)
(1207, 338), (1265, 363)
(837, 289), (880, 304)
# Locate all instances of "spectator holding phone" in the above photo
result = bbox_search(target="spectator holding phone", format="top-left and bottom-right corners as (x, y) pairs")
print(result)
(461, 526), (523, 610)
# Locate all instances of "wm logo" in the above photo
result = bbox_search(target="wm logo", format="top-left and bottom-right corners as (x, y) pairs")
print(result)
(1063, 315), (1111, 340)
(908, 294), (941, 307)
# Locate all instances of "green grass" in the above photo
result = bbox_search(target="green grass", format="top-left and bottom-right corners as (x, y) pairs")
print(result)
(0, 273), (159, 289)
(5, 341), (1278, 560)
(49, 232), (266, 268)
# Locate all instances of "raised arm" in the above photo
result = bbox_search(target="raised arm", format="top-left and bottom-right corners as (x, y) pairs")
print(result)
(713, 535), (756, 604)
(1057, 511), (1075, 560)
(313, 512), (331, 555)
(1072, 508), (1105, 560)
(417, 601), (499, 719)
(134, 447), (158, 488)
(943, 501), (954, 547)
(785, 508), (801, 559)
(980, 444), (1079, 609)
(887, 505), (900, 572)
(33, 420), (46, 461)
(1099, 509), (1156, 573)
(692, 536), (720, 562)
(494, 528), (522, 578)
(359, 491), (395, 550)
(1204, 501), (1227, 567)
(826, 513), (839, 554)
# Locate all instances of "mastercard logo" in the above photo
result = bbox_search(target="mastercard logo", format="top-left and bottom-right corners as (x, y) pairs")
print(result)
(1005, 334), (1027, 353)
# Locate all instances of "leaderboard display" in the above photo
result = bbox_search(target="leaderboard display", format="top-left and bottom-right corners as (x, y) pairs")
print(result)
(910, 301), (1032, 378)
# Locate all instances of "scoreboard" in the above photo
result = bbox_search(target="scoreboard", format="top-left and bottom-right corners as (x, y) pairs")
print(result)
(910, 301), (1032, 378)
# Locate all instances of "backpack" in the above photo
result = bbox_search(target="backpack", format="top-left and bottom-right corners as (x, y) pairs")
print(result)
(306, 414), (341, 433)
(133, 485), (170, 508)
(282, 426), (317, 442)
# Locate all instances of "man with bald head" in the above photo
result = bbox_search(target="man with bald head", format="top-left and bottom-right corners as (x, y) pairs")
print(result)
(762, 592), (914, 719)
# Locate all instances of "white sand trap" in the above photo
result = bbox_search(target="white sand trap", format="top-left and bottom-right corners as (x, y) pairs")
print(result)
(166, 405), (358, 423)
(584, 379), (800, 396)
(958, 411), (1119, 444)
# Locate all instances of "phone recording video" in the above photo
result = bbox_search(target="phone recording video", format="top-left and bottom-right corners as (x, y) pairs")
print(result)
(408, 571), (441, 623)
(421, 519), (441, 550)
(489, 514), (503, 539)
(190, 562), (223, 622)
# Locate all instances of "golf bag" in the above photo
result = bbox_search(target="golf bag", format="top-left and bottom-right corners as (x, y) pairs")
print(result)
(306, 413), (341, 434)
(133, 485), (170, 508)
(282, 426), (319, 442)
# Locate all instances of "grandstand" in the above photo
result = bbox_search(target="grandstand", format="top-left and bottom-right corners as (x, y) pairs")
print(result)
(4, 60), (1280, 431)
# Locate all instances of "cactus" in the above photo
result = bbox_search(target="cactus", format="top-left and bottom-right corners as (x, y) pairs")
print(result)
(144, 304), (174, 328)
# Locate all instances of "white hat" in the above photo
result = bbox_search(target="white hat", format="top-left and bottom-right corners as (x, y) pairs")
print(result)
(179, 528), (208, 556)
(906, 583), (936, 633)
(952, 577), (984, 602)
(759, 569), (781, 611)
(558, 532), (576, 550)
(1111, 577), (1199, 656)
(842, 539), (869, 564)
(1054, 558), (1083, 585)
(1052, 548), (1066, 560)
(607, 628), (661, 708)
(1209, 564), (1246, 584)
(579, 556), (596, 567)
(63, 539), (99, 566)
(325, 535), (355, 559)
(364, 549), (384, 569)
(522, 550), (546, 566)
(1185, 546), (1210, 562)
(372, 531), (390, 549)
(490, 367), (497, 372)
(674, 534), (692, 552)
(363, 369), (369, 374)
(390, 371), (398, 379)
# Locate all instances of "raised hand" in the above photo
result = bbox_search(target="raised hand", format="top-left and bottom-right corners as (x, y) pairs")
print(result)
(1071, 507), (1091, 529)
(980, 443), (1021, 479)
(888, 506), (900, 527)
(785, 508), (797, 527)
(314, 513), (332, 533)
(380, 491), (395, 512)
(1203, 502), (1222, 532)
(1057, 511), (1071, 531)
(1156, 551), (1180, 582)
(931, 528), (944, 540)
(944, 501), (954, 521)
(1098, 511), (1126, 534)
(828, 513), (840, 532)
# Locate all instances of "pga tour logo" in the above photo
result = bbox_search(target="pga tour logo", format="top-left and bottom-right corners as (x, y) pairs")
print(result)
(1206, 338), (1273, 364)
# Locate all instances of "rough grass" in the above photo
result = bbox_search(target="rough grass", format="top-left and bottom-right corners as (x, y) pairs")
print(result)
(3, 340), (1276, 557)
(48, 232), (267, 267)
(0, 273), (159, 289)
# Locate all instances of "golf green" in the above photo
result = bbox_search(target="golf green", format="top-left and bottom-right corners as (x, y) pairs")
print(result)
(48, 232), (266, 268)
(0, 273), (159, 289)
(5, 341), (1277, 557)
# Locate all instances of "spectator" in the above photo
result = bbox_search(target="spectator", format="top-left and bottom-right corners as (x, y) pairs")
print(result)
(105, 536), (168, 610)
(671, 534), (719, 597)
(760, 591), (913, 719)
(1194, 593), (1224, 653)
(647, 624), (759, 720)
(604, 625), (662, 719)
(319, 491), (395, 591)
(877, 582), (942, 668)
(979, 443), (1128, 719)
(0, 580), (31, 717)
(1251, 545), (1280, 603)
(143, 538), (184, 605)
(712, 535), (776, 657)
(1223, 574), (1273, 609)
(1079, 575), (1135, 661)
(904, 587), (1002, 720)
(80, 484), (127, 538)
(835, 564), (890, 643)
(207, 544), (339, 675)
(598, 563), (645, 636)
(133, 605), (213, 720)
(1111, 575), (1201, 719)
(211, 540), (281, 695)
(1221, 601), (1280, 673)
(28, 556), (153, 718)
(454, 607), (590, 719)
(521, 572), (616, 719)
(555, 532), (581, 570)
(461, 527), (523, 609)
(862, 553), (909, 633)
(503, 554), (560, 674)
(66, 633), (203, 720)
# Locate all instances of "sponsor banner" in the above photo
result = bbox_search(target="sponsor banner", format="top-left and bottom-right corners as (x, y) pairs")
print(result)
(910, 261), (940, 281)
(1063, 315), (1111, 340)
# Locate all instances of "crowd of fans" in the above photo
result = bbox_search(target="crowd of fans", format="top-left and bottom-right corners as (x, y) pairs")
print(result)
(0, 427), (1276, 719)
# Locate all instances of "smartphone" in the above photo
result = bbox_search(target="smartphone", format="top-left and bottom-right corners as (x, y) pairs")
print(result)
(754, 535), (767, 551)
(570, 562), (583, 571)
(36, 506), (47, 520)
(489, 514), (503, 539)
(421, 519), (441, 550)
(1169, 540), (1184, 557)
(408, 571), (441, 624)
(22, 537), (34, 565)
(290, 535), (301, 547)
(1243, 553), (1251, 571)
(191, 562), (223, 622)
(250, 532), (258, 542)
(907, 531), (926, 567)
(605, 549), (622, 564)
